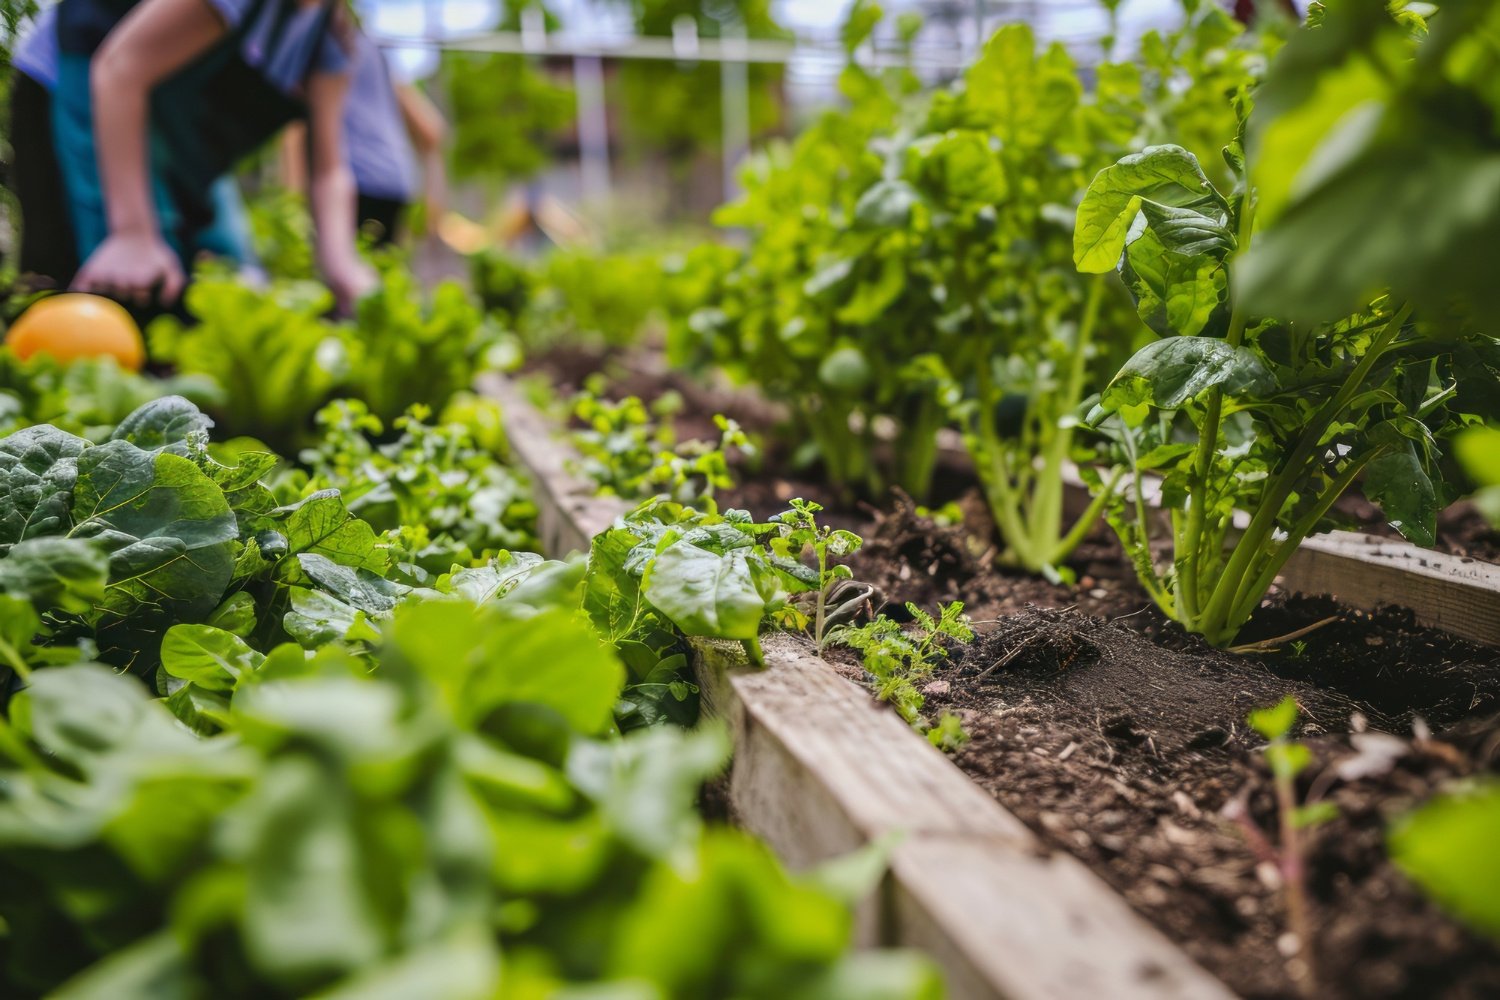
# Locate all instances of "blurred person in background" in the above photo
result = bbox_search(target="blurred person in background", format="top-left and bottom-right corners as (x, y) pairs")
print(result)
(45, 0), (372, 315)
(282, 26), (447, 247)
(9, 4), (261, 293)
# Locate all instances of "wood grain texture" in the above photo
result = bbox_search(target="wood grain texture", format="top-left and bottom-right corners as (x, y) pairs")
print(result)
(1281, 530), (1500, 647)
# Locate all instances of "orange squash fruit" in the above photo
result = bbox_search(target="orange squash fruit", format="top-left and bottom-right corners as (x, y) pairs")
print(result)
(5, 294), (146, 372)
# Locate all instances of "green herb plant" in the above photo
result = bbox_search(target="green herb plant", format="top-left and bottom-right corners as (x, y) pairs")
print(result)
(827, 601), (973, 733)
(570, 389), (752, 505)
(1389, 780), (1500, 941)
(765, 499), (865, 653)
(1224, 696), (1338, 992)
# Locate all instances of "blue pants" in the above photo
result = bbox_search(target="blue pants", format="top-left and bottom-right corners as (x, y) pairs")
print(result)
(52, 52), (256, 267)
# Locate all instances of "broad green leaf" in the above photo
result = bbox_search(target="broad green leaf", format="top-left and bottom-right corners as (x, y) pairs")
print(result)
(392, 601), (622, 734)
(819, 346), (873, 392)
(276, 491), (388, 573)
(1389, 781), (1500, 938)
(1456, 426), (1500, 487)
(295, 554), (409, 617)
(1365, 436), (1438, 548)
(643, 542), (773, 641)
(50, 931), (191, 1000)
(70, 442), (238, 623)
(440, 552), (546, 605)
(311, 927), (499, 1000)
(206, 591), (258, 637)
(1103, 337), (1275, 413)
(567, 726), (729, 862)
(108, 396), (213, 454)
(0, 423), (88, 546)
(222, 756), (385, 985)
(25, 664), (186, 764)
(1074, 145), (1222, 273)
(0, 536), (109, 615)
(161, 624), (265, 692)
(1248, 695), (1299, 741)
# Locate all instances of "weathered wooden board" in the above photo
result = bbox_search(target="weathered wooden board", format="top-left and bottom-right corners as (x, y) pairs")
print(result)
(490, 375), (1236, 1000)
(694, 636), (1234, 1000)
(1282, 530), (1500, 647)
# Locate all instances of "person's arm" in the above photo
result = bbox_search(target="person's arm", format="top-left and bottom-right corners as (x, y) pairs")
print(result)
(305, 67), (374, 313)
(395, 81), (448, 226)
(278, 121), (310, 195)
(72, 0), (229, 304)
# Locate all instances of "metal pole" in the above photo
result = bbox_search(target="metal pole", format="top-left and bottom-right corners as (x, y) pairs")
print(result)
(720, 20), (750, 203)
(574, 55), (612, 206)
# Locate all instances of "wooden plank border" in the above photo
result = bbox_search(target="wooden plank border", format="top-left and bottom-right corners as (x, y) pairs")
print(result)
(484, 375), (1235, 1000)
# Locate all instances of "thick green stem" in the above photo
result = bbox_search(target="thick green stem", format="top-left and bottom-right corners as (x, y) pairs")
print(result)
(0, 635), (32, 684)
(1033, 277), (1106, 557)
(1196, 304), (1412, 642)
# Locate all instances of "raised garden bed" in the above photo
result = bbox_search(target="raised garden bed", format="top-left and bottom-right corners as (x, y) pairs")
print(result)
(487, 374), (1235, 1000)
(492, 365), (1500, 999)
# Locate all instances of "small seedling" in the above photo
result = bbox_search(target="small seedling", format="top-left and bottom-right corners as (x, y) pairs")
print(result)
(828, 602), (974, 728)
(1225, 696), (1338, 996)
(767, 499), (865, 652)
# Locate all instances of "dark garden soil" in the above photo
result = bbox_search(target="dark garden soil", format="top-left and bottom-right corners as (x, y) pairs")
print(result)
(568, 354), (1500, 998)
(829, 499), (1500, 1000)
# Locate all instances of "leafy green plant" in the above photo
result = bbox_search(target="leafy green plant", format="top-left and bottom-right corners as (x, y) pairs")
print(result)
(0, 585), (943, 998)
(147, 274), (348, 451)
(244, 186), (317, 281)
(348, 258), (508, 425)
(1389, 780), (1500, 940)
(828, 602), (973, 730)
(523, 248), (667, 348)
(1455, 426), (1500, 526)
(570, 389), (751, 505)
(1240, 0), (1500, 328)
(0, 349), (220, 439)
(293, 400), (538, 577)
(764, 499), (864, 653)
(1224, 696), (1338, 989)
(1076, 128), (1499, 646)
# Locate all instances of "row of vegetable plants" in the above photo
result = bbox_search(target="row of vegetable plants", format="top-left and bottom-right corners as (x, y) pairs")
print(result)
(662, 0), (1500, 648)
(0, 271), (945, 996)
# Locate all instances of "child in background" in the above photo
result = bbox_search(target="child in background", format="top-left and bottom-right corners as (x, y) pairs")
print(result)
(50, 0), (372, 313)
(282, 26), (448, 246)
(9, 4), (260, 292)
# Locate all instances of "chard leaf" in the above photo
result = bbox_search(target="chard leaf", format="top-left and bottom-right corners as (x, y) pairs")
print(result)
(0, 424), (88, 546)
(642, 542), (776, 642)
(1074, 145), (1224, 273)
(108, 396), (213, 454)
(1103, 337), (1276, 413)
(70, 442), (238, 623)
(440, 551), (546, 605)
(1122, 224), (1228, 338)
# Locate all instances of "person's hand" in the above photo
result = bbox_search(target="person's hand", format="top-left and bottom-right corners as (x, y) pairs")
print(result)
(73, 231), (186, 306)
(325, 257), (377, 316)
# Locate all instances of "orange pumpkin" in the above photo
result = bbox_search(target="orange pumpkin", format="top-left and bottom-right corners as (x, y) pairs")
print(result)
(5, 294), (146, 372)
